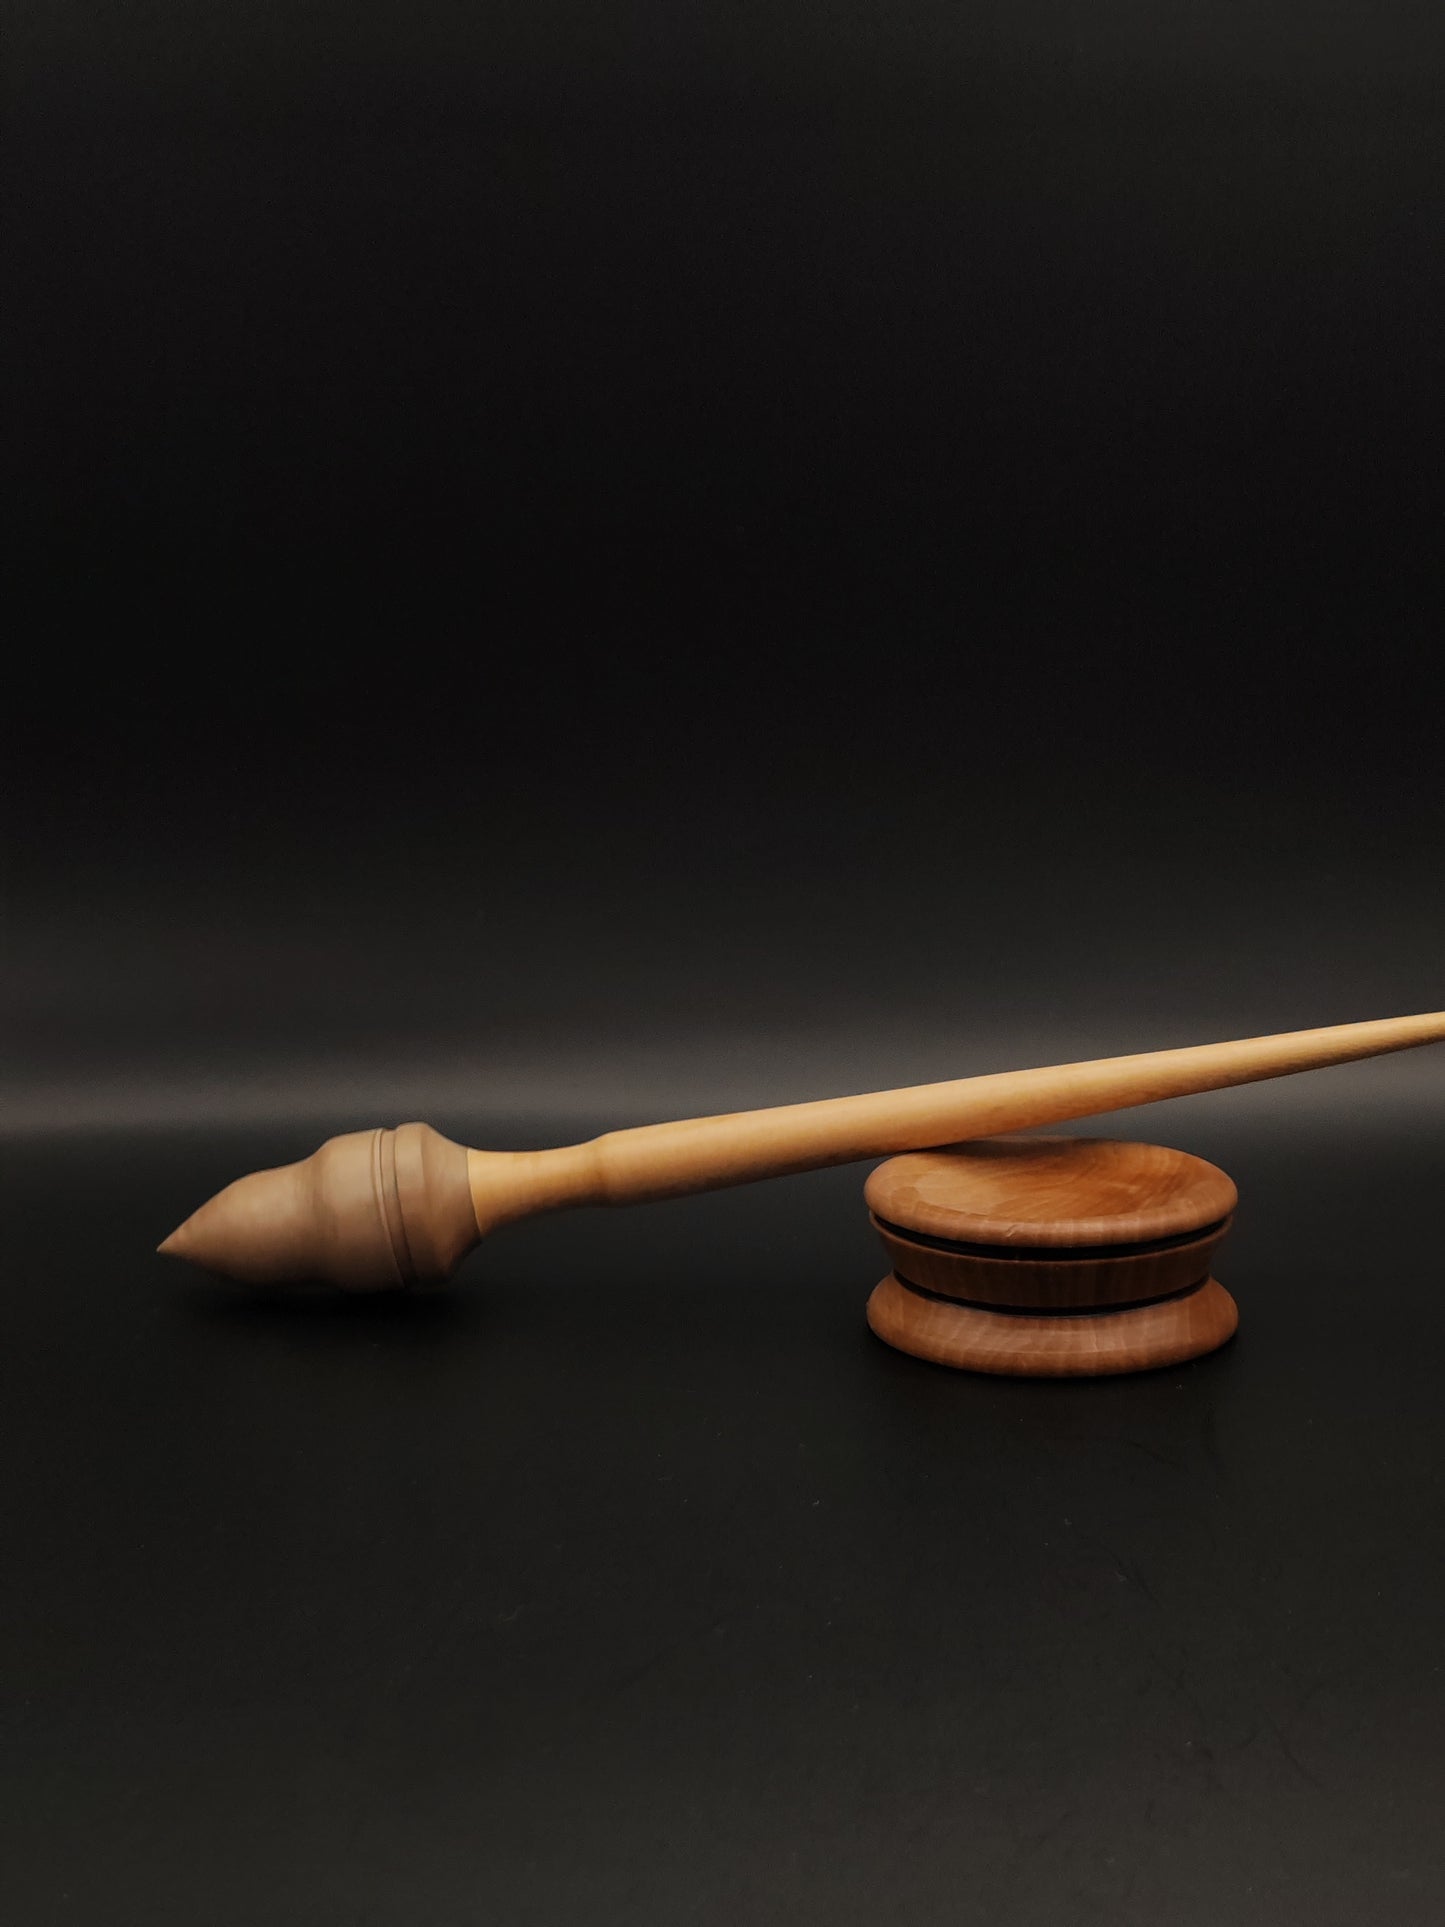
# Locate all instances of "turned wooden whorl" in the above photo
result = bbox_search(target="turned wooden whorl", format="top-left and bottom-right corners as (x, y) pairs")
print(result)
(158, 1122), (478, 1290)
(864, 1137), (1239, 1377)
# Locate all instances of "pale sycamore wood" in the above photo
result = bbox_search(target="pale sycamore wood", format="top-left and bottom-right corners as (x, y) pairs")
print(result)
(466, 1010), (1445, 1233)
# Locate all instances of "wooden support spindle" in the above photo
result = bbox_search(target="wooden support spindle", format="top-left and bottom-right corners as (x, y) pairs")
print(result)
(158, 1010), (1445, 1290)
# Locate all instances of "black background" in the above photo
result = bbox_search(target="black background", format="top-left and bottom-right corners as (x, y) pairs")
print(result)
(4, 3), (1444, 1921)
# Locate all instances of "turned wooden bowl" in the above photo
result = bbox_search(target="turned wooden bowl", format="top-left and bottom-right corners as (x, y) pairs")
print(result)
(865, 1136), (1239, 1376)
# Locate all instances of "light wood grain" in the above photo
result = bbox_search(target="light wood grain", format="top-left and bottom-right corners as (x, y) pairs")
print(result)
(466, 1009), (1445, 1233)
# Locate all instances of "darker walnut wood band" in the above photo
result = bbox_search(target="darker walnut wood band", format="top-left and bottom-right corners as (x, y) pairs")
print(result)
(870, 1208), (1233, 1313)
(887, 1267), (1214, 1320)
(871, 1211), (1233, 1263)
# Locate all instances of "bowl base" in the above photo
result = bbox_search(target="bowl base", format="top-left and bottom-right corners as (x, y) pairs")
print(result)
(866, 1273), (1238, 1377)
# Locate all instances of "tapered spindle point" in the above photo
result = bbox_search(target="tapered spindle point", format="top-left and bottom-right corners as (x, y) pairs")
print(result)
(158, 1123), (477, 1291)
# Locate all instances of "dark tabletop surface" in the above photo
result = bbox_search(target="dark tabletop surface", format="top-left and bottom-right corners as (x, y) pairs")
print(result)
(4, 1121), (1443, 1927)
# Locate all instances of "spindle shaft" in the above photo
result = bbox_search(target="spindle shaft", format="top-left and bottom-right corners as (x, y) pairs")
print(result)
(465, 1011), (1445, 1230)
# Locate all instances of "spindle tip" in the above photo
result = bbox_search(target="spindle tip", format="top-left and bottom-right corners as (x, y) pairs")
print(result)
(157, 1122), (479, 1291)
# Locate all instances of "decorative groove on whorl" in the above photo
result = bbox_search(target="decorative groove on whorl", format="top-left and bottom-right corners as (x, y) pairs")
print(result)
(392, 1123), (481, 1288)
(376, 1126), (414, 1286)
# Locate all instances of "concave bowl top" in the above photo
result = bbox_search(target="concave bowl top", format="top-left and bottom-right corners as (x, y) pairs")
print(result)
(864, 1136), (1238, 1251)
